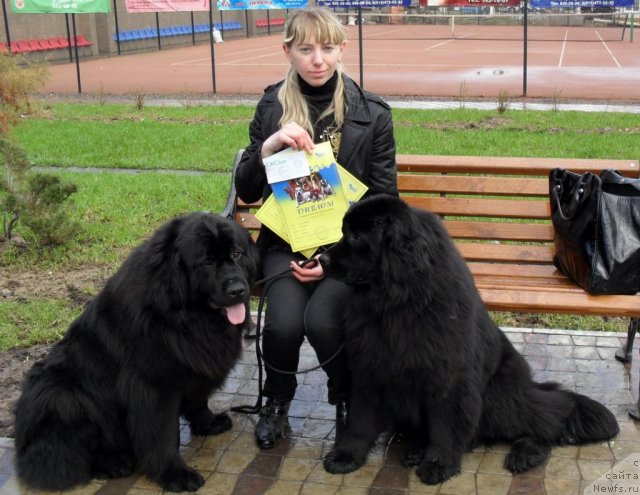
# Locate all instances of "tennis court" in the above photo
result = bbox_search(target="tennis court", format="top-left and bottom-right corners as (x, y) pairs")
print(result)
(43, 16), (640, 100)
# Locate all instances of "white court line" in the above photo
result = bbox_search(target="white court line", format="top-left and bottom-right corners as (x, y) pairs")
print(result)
(171, 44), (282, 66)
(424, 33), (473, 51)
(223, 51), (285, 64)
(558, 30), (568, 67)
(172, 57), (211, 66)
(354, 27), (409, 39)
(596, 31), (622, 68)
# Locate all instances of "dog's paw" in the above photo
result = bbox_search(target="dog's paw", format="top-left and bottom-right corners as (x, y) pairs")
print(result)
(158, 466), (205, 492)
(91, 453), (135, 479)
(323, 449), (364, 474)
(504, 437), (550, 474)
(190, 411), (232, 436)
(416, 459), (460, 485)
(403, 446), (425, 467)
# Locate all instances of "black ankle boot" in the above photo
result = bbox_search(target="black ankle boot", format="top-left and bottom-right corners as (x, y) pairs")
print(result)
(335, 399), (349, 440)
(255, 398), (290, 449)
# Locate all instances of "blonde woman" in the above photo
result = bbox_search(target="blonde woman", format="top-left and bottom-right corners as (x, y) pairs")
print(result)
(235, 6), (397, 449)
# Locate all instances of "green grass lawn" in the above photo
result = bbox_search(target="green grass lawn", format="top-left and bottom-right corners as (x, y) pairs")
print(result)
(1, 101), (639, 350)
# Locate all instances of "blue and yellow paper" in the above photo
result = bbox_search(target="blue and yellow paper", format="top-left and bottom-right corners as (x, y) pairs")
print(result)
(256, 142), (367, 255)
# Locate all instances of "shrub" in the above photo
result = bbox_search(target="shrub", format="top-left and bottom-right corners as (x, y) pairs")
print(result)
(0, 54), (81, 247)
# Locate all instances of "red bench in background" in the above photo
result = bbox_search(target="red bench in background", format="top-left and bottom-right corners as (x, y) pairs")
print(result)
(255, 17), (286, 28)
(1, 36), (93, 54)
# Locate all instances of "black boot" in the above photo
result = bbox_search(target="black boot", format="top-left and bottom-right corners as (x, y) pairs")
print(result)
(255, 398), (290, 449)
(335, 399), (349, 440)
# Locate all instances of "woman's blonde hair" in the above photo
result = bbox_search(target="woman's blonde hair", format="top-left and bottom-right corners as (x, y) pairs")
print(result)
(278, 7), (347, 139)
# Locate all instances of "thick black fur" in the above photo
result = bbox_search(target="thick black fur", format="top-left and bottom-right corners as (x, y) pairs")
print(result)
(319, 195), (619, 485)
(13, 212), (259, 492)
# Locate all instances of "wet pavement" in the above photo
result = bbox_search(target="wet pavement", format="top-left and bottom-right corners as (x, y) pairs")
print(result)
(1, 326), (640, 495)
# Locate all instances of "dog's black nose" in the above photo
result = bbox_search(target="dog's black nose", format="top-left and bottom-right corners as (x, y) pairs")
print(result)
(225, 281), (246, 299)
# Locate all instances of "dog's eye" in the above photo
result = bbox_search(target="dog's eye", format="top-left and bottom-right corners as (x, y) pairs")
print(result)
(231, 250), (243, 261)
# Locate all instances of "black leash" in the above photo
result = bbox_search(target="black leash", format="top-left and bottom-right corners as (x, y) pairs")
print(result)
(230, 258), (345, 415)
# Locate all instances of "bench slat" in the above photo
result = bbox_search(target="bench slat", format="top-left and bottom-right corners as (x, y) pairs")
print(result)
(397, 155), (640, 177)
(467, 262), (563, 279)
(474, 276), (578, 290)
(398, 175), (549, 196)
(478, 287), (640, 317)
(235, 212), (262, 230)
(405, 196), (550, 219)
(456, 243), (554, 263)
(444, 220), (554, 242)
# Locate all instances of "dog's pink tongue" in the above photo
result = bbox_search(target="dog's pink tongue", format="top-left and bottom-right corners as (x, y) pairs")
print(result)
(225, 303), (246, 325)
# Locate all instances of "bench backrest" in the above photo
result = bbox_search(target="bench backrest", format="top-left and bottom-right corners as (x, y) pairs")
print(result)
(223, 153), (640, 268)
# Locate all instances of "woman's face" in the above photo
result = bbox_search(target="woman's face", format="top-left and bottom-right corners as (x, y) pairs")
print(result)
(284, 36), (347, 87)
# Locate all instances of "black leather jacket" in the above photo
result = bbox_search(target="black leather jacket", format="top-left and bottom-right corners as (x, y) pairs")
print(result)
(235, 74), (398, 253)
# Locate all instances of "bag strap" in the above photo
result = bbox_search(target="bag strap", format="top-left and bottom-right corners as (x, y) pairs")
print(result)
(601, 169), (640, 192)
(551, 170), (598, 221)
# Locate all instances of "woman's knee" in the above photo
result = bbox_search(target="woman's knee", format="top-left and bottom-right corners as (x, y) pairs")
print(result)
(264, 314), (305, 344)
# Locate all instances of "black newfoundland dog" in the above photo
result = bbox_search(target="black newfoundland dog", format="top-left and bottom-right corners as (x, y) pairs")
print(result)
(13, 212), (259, 492)
(319, 195), (619, 485)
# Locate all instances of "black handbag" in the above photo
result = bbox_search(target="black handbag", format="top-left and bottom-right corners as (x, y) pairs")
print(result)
(549, 168), (640, 295)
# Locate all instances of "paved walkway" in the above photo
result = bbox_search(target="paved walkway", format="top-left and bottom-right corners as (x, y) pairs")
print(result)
(38, 93), (640, 114)
(1, 326), (639, 495)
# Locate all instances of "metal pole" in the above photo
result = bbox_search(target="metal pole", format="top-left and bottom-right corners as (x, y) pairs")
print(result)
(155, 12), (161, 50)
(72, 13), (82, 94)
(113, 0), (121, 55)
(1, 0), (11, 52)
(191, 12), (196, 45)
(245, 10), (249, 38)
(65, 14), (73, 62)
(522, 0), (528, 97)
(209, 0), (216, 93)
(267, 9), (271, 36)
(358, 7), (363, 88)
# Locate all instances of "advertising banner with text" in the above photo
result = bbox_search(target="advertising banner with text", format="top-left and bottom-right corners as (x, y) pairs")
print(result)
(218, 0), (307, 10)
(125, 0), (209, 13)
(531, 0), (632, 7)
(11, 0), (109, 13)
(318, 0), (410, 7)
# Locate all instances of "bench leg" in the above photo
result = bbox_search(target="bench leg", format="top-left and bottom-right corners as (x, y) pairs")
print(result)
(615, 317), (639, 363)
(618, 318), (640, 421)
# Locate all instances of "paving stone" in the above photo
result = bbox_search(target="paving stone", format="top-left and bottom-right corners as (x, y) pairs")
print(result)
(543, 478), (581, 495)
(476, 472), (512, 495)
(545, 456), (581, 479)
(439, 471), (476, 494)
(547, 335), (573, 346)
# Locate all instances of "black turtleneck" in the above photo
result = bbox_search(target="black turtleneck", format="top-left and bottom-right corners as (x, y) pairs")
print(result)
(298, 72), (339, 143)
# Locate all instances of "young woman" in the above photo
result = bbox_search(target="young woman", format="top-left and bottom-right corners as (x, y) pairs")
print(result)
(235, 6), (397, 449)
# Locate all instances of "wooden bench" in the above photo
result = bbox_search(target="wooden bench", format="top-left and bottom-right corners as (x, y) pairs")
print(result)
(222, 153), (640, 362)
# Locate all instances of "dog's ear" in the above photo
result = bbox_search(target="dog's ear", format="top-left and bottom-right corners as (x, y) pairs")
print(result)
(145, 217), (190, 309)
(147, 217), (182, 268)
(241, 229), (260, 284)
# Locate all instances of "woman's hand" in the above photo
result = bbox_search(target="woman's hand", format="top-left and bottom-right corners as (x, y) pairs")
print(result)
(290, 257), (324, 283)
(261, 123), (315, 159)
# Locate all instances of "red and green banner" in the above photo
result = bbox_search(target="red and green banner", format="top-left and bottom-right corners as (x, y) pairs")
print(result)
(10, 0), (110, 12)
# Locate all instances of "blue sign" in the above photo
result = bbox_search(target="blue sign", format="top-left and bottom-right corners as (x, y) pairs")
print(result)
(531, 0), (632, 6)
(318, 0), (410, 7)
(218, 0), (306, 9)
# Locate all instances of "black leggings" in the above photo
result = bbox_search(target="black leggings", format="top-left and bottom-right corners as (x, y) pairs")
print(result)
(260, 251), (351, 405)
